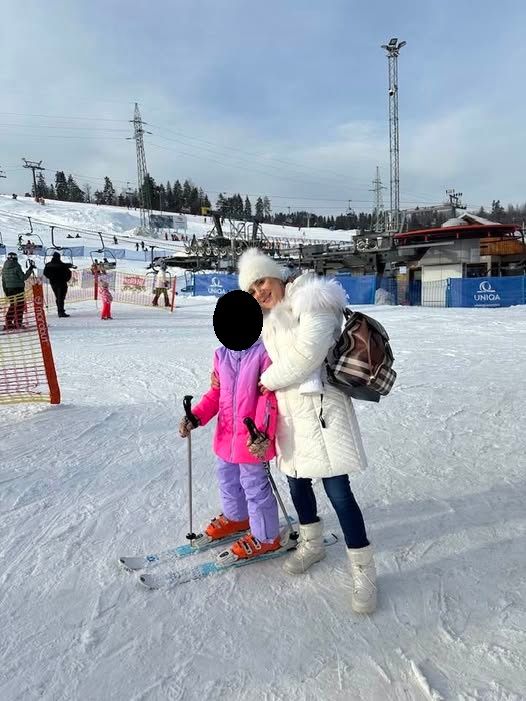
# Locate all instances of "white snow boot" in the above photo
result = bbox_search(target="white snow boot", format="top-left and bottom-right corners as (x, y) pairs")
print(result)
(283, 520), (326, 575)
(347, 544), (377, 614)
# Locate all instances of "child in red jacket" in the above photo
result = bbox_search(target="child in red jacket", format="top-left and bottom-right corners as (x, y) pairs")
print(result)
(99, 279), (113, 320)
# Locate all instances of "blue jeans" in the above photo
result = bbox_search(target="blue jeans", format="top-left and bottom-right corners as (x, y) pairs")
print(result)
(286, 474), (369, 549)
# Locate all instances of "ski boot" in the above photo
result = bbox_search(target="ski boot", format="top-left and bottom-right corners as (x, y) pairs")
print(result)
(203, 514), (250, 541)
(230, 533), (281, 560)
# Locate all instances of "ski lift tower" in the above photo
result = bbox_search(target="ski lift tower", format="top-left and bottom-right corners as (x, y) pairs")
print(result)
(381, 37), (406, 234)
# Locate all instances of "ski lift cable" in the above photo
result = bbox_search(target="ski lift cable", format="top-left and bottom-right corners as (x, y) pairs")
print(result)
(148, 136), (370, 191)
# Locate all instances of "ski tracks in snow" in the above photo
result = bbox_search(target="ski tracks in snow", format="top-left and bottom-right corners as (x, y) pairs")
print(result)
(2, 303), (526, 699)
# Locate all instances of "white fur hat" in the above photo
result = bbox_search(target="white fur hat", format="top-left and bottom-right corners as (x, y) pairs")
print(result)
(237, 248), (284, 292)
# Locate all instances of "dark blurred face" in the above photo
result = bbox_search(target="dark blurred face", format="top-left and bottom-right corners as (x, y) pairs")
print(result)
(248, 277), (285, 310)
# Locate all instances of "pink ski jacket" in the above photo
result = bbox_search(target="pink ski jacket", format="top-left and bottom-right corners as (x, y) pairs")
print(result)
(192, 341), (277, 464)
(99, 287), (113, 304)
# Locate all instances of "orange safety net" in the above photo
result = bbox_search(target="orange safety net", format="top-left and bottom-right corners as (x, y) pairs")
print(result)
(0, 281), (60, 404)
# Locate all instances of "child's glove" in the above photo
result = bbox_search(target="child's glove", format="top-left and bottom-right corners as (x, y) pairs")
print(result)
(247, 430), (270, 459)
(179, 416), (199, 437)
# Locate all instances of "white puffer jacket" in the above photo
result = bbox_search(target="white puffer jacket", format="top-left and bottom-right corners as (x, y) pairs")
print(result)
(155, 270), (167, 288)
(260, 273), (368, 479)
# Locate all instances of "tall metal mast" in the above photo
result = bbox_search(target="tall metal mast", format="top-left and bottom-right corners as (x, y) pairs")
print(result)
(381, 37), (406, 233)
(370, 166), (386, 233)
(130, 103), (152, 230)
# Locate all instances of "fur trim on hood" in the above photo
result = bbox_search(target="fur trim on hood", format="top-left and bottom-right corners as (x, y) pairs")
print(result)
(287, 273), (348, 318)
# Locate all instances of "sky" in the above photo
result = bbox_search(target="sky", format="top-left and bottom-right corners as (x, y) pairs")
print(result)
(0, 0), (525, 216)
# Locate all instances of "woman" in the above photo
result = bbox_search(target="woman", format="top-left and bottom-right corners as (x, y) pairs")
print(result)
(237, 248), (377, 614)
(152, 263), (170, 307)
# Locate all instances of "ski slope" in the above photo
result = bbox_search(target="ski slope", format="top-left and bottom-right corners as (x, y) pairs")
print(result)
(0, 194), (354, 246)
(1, 289), (525, 699)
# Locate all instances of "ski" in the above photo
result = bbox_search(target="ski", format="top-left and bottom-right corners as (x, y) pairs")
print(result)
(118, 517), (297, 571)
(138, 533), (338, 590)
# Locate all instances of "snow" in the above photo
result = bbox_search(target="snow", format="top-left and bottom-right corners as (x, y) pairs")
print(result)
(1, 199), (526, 700)
(0, 194), (354, 247)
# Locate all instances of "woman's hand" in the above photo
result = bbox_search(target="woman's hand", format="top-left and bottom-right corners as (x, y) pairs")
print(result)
(211, 370), (220, 389)
(258, 382), (269, 395)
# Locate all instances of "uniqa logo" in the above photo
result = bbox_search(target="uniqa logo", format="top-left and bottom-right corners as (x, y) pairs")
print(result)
(208, 276), (225, 295)
(474, 279), (500, 303)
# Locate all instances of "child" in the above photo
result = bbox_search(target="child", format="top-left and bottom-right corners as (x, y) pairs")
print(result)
(99, 279), (113, 320)
(179, 339), (281, 560)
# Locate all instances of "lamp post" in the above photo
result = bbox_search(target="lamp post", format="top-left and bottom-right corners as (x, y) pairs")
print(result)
(381, 37), (406, 233)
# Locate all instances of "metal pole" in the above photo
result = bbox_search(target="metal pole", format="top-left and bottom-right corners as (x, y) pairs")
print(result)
(183, 395), (198, 542)
(263, 462), (298, 540)
(187, 432), (194, 541)
(243, 418), (298, 540)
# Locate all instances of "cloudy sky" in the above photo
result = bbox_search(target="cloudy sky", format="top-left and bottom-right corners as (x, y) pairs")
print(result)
(0, 0), (524, 215)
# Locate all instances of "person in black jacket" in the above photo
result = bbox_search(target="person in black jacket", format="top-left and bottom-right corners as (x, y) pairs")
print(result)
(43, 252), (73, 317)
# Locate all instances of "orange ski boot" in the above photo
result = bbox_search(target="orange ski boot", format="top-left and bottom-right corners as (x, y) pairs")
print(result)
(230, 533), (281, 560)
(204, 514), (250, 541)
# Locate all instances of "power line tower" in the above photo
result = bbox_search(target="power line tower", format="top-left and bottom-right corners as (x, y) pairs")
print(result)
(381, 37), (406, 233)
(22, 158), (45, 201)
(370, 166), (386, 233)
(445, 189), (466, 218)
(129, 103), (152, 230)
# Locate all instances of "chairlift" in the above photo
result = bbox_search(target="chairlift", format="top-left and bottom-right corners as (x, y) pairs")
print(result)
(89, 232), (117, 270)
(44, 225), (75, 265)
(17, 217), (45, 255)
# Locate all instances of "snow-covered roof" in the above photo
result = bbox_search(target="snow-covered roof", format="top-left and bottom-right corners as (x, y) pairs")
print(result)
(459, 212), (496, 226)
(442, 217), (468, 228)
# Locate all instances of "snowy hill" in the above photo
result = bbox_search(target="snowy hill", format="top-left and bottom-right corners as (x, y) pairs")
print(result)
(0, 195), (355, 281)
(0, 195), (354, 250)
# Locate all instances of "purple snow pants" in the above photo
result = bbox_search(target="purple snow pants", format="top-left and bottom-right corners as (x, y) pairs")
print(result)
(216, 458), (280, 542)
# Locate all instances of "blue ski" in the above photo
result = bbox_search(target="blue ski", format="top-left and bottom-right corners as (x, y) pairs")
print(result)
(138, 533), (338, 590)
(118, 517), (297, 571)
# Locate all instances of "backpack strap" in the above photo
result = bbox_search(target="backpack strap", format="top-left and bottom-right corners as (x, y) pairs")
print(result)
(318, 393), (326, 428)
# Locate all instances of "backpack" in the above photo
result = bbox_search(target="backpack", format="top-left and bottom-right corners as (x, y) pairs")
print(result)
(325, 309), (396, 403)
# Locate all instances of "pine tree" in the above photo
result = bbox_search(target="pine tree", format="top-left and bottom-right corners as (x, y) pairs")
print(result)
(189, 185), (201, 214)
(102, 176), (116, 205)
(84, 183), (92, 203)
(156, 183), (166, 211)
(172, 180), (183, 212)
(36, 172), (48, 199)
(255, 197), (264, 219)
(182, 180), (194, 212)
(262, 196), (271, 221)
(165, 181), (173, 211)
(244, 196), (252, 220)
(216, 193), (226, 214)
(491, 199), (505, 222)
(140, 174), (155, 211)
(55, 171), (68, 201)
(233, 194), (243, 219)
(67, 174), (84, 203)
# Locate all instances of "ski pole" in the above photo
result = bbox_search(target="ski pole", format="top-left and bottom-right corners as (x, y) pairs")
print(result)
(243, 417), (298, 541)
(183, 395), (199, 543)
